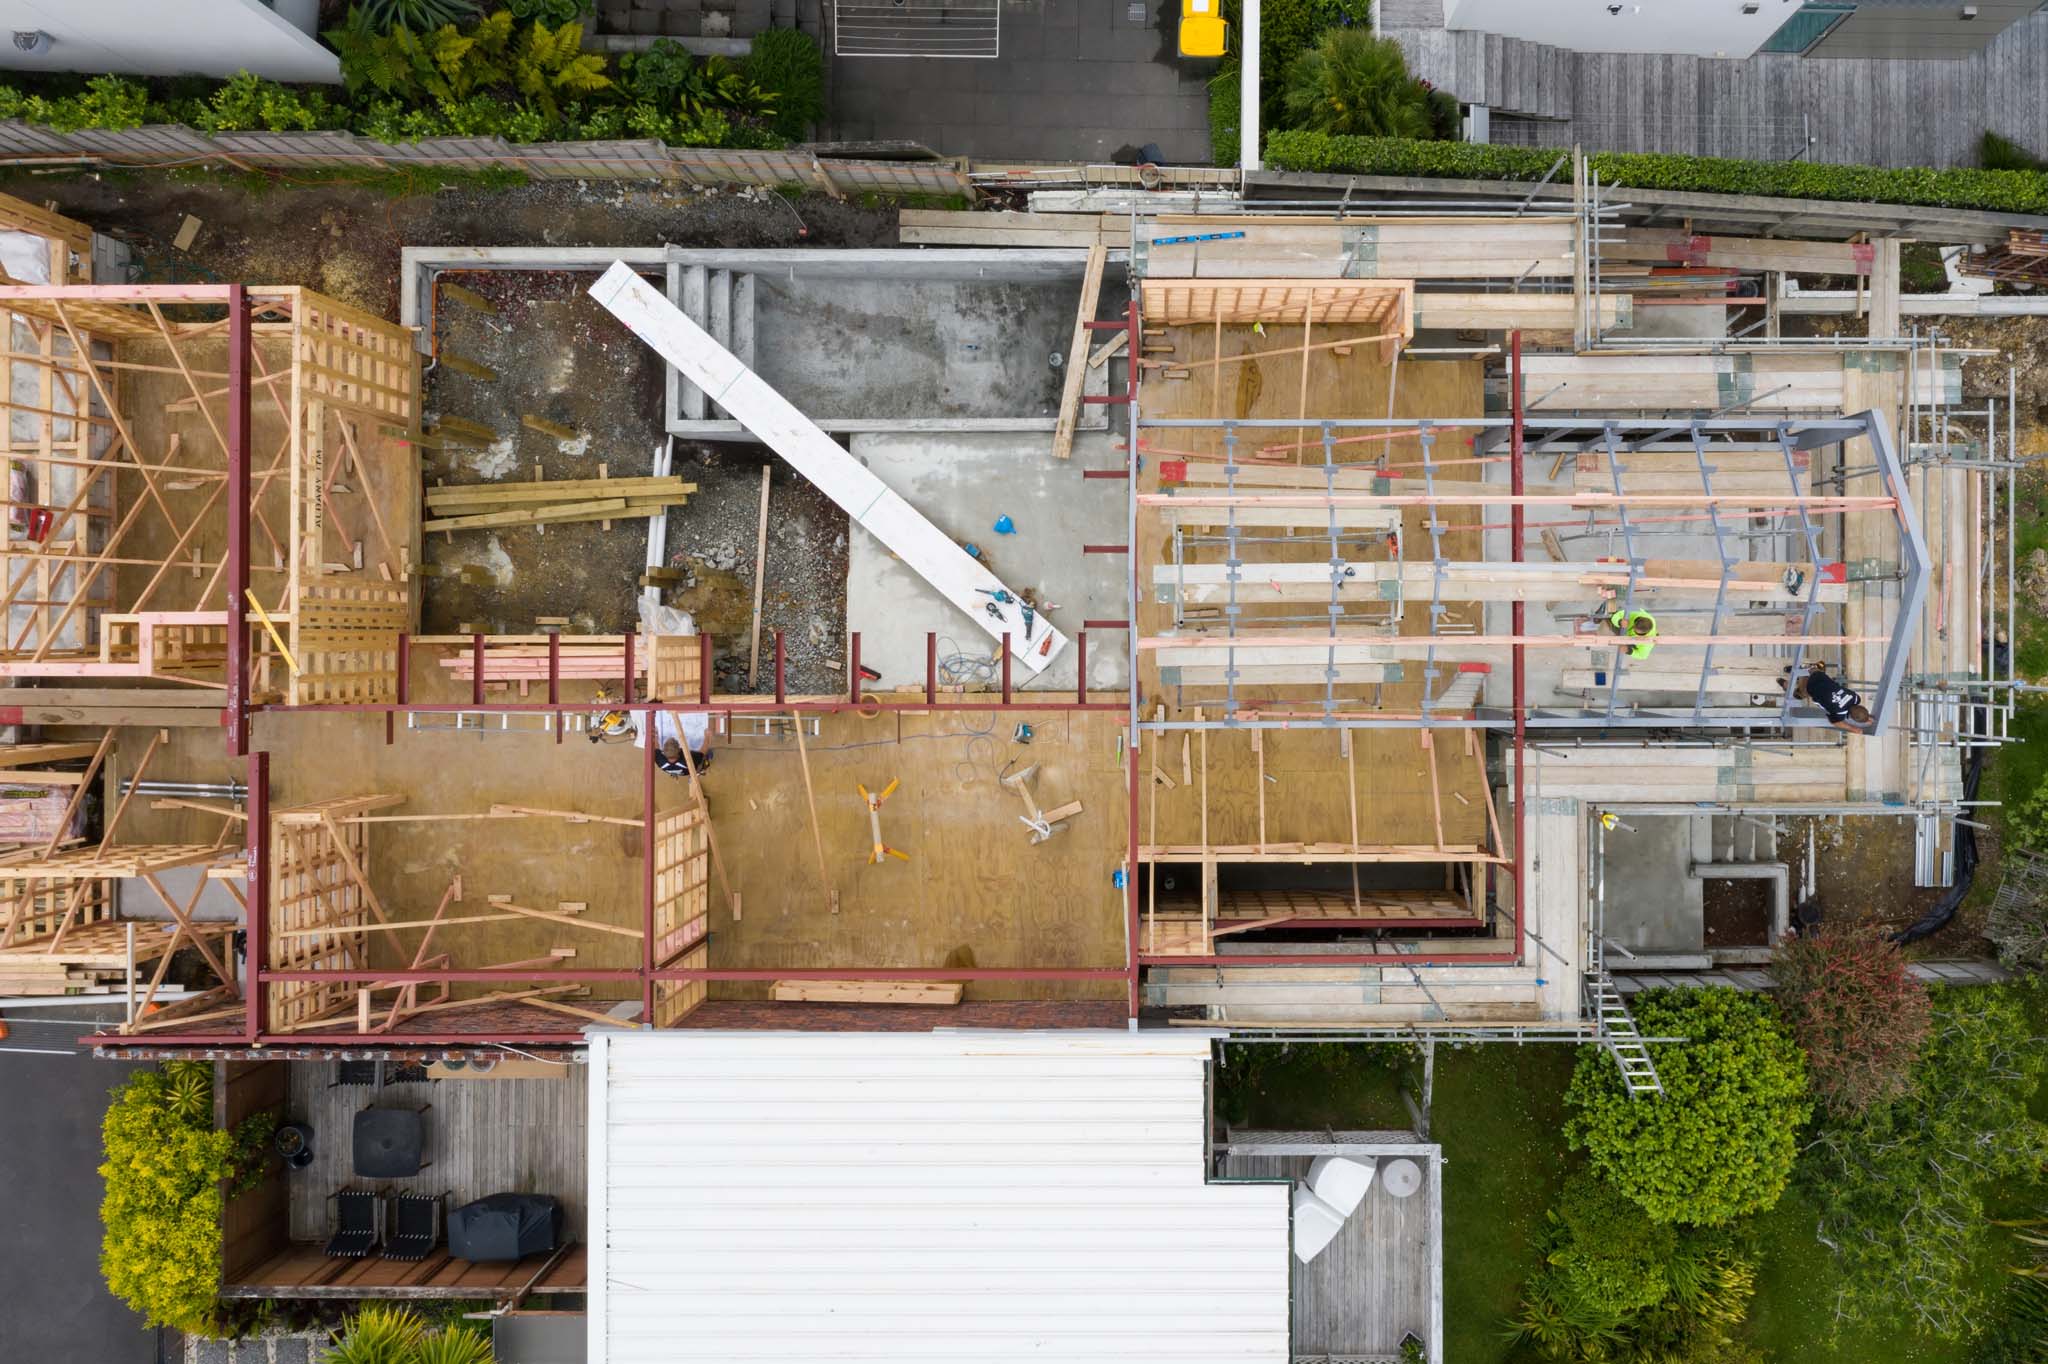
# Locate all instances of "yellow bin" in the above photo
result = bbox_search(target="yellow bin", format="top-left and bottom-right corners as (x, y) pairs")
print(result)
(1179, 0), (1227, 59)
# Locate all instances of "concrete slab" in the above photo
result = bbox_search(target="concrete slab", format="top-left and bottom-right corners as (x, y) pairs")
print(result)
(1599, 813), (1704, 953)
(846, 431), (1130, 696)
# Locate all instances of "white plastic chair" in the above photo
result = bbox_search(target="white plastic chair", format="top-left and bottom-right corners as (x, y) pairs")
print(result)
(1291, 1184), (1345, 1263)
(1307, 1154), (1376, 1217)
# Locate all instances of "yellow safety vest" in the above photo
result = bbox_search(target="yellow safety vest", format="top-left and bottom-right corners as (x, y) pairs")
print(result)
(1609, 609), (1657, 660)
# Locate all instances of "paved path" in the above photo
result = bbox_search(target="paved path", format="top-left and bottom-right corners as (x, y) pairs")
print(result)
(826, 0), (1213, 164)
(0, 1006), (161, 1364)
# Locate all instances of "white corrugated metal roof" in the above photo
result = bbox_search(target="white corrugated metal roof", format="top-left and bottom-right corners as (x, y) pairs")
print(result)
(588, 1029), (1291, 1363)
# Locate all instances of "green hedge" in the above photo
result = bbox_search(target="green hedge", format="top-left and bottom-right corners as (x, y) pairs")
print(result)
(1263, 130), (2048, 214)
(0, 13), (826, 152)
(99, 1063), (276, 1334)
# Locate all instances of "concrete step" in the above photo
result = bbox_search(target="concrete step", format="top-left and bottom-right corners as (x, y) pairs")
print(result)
(670, 266), (758, 426)
(678, 264), (709, 421)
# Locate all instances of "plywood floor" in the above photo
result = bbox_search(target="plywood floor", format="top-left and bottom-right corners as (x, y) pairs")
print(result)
(1137, 332), (1487, 720)
(693, 707), (1130, 999)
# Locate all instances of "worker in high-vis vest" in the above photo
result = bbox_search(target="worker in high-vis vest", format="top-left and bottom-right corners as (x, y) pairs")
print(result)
(1607, 607), (1658, 660)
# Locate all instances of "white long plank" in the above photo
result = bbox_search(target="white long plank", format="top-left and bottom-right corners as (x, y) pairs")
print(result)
(590, 262), (1067, 674)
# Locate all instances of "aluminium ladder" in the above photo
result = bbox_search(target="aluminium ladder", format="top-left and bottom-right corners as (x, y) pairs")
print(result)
(1587, 966), (1665, 1097)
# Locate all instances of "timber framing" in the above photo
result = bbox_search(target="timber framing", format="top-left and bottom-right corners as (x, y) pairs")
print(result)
(60, 168), (2011, 1052)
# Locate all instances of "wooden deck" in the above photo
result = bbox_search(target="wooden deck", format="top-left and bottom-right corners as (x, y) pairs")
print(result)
(1221, 1137), (1441, 1360)
(282, 1060), (588, 1243)
(224, 1243), (585, 1300)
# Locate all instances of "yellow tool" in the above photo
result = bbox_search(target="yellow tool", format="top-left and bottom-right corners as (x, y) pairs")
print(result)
(586, 684), (633, 742)
(859, 778), (910, 864)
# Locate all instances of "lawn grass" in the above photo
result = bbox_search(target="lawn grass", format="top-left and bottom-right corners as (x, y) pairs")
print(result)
(1434, 1045), (1578, 1364)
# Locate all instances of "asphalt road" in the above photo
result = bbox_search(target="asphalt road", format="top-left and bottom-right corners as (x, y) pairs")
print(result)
(0, 1005), (167, 1364)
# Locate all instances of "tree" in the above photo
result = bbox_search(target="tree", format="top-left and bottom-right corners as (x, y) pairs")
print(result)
(1565, 988), (1811, 1227)
(1769, 922), (1931, 1117)
(1280, 29), (1434, 140)
(1798, 983), (2048, 1340)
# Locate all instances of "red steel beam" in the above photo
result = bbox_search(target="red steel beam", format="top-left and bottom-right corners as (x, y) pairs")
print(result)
(641, 719), (657, 1025)
(259, 966), (1127, 983)
(1124, 299), (1142, 1022)
(224, 284), (251, 757)
(1138, 953), (1520, 967)
(243, 749), (268, 1042)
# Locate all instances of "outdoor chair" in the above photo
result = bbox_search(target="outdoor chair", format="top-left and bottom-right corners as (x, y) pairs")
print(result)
(1291, 1184), (1345, 1264)
(385, 1192), (444, 1262)
(1307, 1154), (1376, 1218)
(328, 1060), (379, 1089)
(324, 1188), (383, 1259)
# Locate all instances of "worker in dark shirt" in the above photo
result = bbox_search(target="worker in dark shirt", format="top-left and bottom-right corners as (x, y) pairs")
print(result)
(1790, 662), (1872, 733)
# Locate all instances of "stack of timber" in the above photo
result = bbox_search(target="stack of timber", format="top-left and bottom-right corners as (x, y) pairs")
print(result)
(424, 476), (695, 532)
(1147, 963), (1549, 1024)
(1505, 743), (1853, 803)
(896, 210), (1582, 280)
(434, 635), (650, 685)
(1515, 351), (1960, 412)
(1607, 230), (1872, 276)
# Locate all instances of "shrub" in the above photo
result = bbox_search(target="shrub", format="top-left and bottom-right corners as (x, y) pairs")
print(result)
(1565, 988), (1811, 1227)
(1798, 983), (2048, 1340)
(1769, 922), (1931, 1117)
(747, 29), (823, 142)
(190, 72), (345, 134)
(1512, 1171), (1760, 1362)
(616, 37), (697, 105)
(1262, 131), (2048, 215)
(100, 1066), (274, 1334)
(323, 1305), (495, 1364)
(324, 1304), (426, 1364)
(1983, 130), (2045, 171)
(1281, 29), (1432, 139)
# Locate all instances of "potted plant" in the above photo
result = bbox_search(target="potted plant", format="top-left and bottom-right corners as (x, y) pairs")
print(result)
(1398, 1332), (1425, 1364)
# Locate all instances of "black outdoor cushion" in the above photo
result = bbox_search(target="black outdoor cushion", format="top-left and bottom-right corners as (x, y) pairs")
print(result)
(447, 1194), (561, 1262)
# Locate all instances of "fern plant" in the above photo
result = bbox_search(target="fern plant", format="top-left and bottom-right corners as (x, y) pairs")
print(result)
(509, 19), (611, 119)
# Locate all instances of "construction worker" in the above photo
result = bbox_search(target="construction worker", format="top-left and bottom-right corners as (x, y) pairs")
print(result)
(1790, 662), (1873, 733)
(641, 709), (713, 778)
(1605, 606), (1658, 660)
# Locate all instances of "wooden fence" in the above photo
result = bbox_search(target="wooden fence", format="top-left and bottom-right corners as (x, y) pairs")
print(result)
(0, 122), (973, 195)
